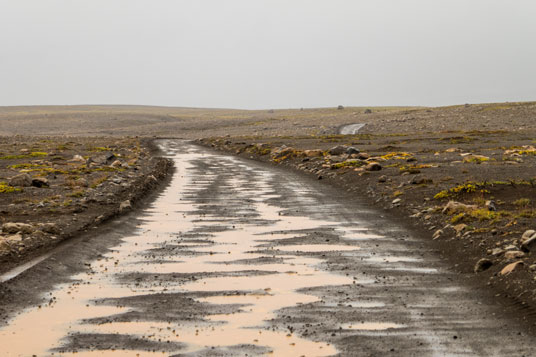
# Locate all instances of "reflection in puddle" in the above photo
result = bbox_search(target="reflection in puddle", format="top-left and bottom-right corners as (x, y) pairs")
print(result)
(341, 322), (405, 331)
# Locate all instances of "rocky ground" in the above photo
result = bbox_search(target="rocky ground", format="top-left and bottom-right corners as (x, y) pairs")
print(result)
(198, 128), (536, 316)
(0, 136), (173, 274)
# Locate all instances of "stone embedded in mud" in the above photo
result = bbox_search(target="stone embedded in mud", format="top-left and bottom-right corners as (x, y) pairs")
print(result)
(504, 250), (525, 260)
(119, 200), (132, 213)
(485, 200), (496, 211)
(490, 248), (505, 256)
(31, 177), (49, 188)
(2, 222), (34, 234)
(392, 198), (402, 204)
(378, 175), (387, 183)
(8, 173), (32, 187)
(500, 261), (524, 276)
(474, 258), (493, 273)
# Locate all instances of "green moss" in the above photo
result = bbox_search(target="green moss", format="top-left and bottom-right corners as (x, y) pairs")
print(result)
(514, 198), (531, 207)
(0, 152), (48, 160)
(8, 163), (47, 170)
(0, 182), (21, 193)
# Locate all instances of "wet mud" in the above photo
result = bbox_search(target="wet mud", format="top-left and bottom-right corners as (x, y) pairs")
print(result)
(0, 140), (535, 356)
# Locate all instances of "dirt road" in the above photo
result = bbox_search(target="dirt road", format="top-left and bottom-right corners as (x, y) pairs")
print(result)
(0, 140), (534, 356)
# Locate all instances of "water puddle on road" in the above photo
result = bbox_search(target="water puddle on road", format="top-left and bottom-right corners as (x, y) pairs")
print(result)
(0, 143), (375, 356)
(341, 322), (405, 331)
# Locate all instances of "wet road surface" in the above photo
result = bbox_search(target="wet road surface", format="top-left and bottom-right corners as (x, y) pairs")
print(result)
(0, 140), (535, 356)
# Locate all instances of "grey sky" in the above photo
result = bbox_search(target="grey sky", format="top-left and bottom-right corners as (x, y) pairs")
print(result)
(1, 0), (535, 109)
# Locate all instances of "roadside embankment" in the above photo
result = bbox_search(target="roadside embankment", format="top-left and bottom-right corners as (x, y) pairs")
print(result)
(198, 130), (536, 314)
(0, 136), (173, 275)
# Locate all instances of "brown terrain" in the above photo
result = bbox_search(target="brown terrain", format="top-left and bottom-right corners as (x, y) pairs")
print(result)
(1, 101), (536, 355)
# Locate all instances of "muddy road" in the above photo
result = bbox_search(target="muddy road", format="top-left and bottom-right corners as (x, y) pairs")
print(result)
(0, 140), (534, 356)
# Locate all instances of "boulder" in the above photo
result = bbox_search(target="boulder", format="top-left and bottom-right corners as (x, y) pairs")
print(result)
(8, 173), (32, 187)
(474, 258), (493, 273)
(110, 160), (122, 168)
(328, 145), (347, 156)
(2, 222), (34, 234)
(32, 177), (49, 188)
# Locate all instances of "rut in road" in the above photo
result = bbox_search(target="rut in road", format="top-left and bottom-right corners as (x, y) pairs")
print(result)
(0, 140), (534, 356)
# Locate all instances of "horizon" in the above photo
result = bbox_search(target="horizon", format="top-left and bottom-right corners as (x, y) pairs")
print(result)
(1, 1), (535, 109)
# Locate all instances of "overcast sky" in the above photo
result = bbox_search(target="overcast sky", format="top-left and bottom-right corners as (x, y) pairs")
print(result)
(1, 0), (535, 109)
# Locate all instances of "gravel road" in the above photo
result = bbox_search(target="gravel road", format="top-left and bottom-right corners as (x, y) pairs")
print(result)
(0, 140), (534, 356)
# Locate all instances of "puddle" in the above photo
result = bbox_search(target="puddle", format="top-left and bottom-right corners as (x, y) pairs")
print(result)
(0, 143), (359, 356)
(341, 322), (405, 331)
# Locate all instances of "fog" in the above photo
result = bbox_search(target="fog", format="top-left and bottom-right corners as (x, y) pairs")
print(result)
(1, 0), (535, 109)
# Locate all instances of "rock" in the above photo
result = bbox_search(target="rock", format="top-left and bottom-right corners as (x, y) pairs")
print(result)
(442, 201), (477, 215)
(474, 258), (493, 273)
(38, 223), (60, 234)
(364, 109), (372, 114)
(4, 233), (23, 244)
(271, 146), (295, 159)
(392, 198), (402, 204)
(90, 152), (116, 166)
(432, 229), (443, 240)
(71, 154), (86, 163)
(521, 236), (536, 252)
(365, 162), (382, 171)
(378, 175), (387, 183)
(346, 147), (360, 155)
(491, 248), (505, 256)
(445, 148), (461, 153)
(74, 178), (88, 187)
(8, 173), (32, 187)
(453, 224), (467, 233)
(485, 200), (496, 211)
(2, 222), (34, 234)
(337, 105), (344, 110)
(304, 150), (324, 158)
(119, 200), (132, 213)
(504, 250), (525, 260)
(110, 160), (122, 168)
(500, 261), (524, 276)
(357, 153), (370, 160)
(410, 176), (432, 185)
(521, 230), (536, 242)
(328, 145), (347, 156)
(31, 177), (49, 188)
(529, 264), (536, 271)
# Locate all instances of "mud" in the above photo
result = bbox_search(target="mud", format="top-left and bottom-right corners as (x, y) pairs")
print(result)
(0, 140), (535, 356)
